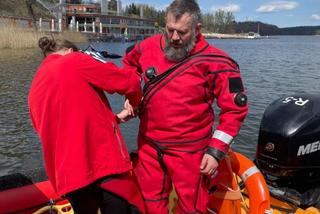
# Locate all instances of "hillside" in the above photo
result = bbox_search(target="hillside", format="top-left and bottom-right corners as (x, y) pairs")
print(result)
(0, 0), (54, 19)
(234, 21), (320, 36)
(279, 26), (320, 35)
(234, 21), (279, 36)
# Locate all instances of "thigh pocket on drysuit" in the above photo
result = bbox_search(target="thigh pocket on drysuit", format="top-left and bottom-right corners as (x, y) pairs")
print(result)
(195, 174), (211, 213)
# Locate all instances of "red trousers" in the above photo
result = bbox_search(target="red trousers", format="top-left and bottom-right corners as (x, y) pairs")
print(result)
(135, 135), (210, 214)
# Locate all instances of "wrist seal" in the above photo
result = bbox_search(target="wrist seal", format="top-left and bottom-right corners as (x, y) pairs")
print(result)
(206, 147), (226, 162)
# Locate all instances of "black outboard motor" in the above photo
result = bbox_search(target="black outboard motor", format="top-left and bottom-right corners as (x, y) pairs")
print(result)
(255, 94), (320, 208)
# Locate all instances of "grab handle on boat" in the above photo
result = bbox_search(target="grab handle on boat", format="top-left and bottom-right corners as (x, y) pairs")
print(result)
(33, 201), (73, 214)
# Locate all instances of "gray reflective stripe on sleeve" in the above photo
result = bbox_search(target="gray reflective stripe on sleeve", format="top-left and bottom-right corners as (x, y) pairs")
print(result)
(212, 130), (233, 145)
(241, 166), (260, 183)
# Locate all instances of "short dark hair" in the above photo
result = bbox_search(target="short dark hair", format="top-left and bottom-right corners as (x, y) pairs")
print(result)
(38, 36), (79, 57)
(166, 0), (201, 26)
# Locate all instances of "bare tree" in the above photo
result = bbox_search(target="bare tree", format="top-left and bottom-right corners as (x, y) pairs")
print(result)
(26, 0), (37, 30)
(108, 0), (117, 12)
(202, 10), (235, 34)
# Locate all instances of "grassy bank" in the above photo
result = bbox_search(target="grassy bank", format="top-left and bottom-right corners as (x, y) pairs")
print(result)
(0, 0), (54, 19)
(0, 24), (87, 49)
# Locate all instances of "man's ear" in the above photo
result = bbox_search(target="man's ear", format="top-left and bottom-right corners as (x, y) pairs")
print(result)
(196, 23), (202, 34)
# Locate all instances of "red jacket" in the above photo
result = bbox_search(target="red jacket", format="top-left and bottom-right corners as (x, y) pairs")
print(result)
(123, 34), (248, 159)
(28, 52), (142, 195)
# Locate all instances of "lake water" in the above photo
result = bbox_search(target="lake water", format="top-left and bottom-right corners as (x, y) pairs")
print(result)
(0, 36), (319, 177)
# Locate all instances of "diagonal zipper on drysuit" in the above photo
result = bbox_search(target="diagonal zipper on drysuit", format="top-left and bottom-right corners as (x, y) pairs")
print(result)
(140, 53), (239, 113)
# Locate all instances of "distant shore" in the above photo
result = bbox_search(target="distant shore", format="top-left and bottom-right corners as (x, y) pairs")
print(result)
(203, 32), (252, 39)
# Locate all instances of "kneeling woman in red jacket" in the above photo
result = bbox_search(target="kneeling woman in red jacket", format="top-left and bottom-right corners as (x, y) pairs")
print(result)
(28, 37), (145, 214)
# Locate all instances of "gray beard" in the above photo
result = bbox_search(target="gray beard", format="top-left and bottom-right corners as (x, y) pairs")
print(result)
(164, 33), (197, 62)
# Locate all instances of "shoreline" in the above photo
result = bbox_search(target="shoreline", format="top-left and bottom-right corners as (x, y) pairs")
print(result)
(203, 33), (253, 39)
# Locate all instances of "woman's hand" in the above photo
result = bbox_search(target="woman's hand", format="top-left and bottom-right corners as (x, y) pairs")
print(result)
(116, 109), (132, 123)
(124, 99), (136, 117)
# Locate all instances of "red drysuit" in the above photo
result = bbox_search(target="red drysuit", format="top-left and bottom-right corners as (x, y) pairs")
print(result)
(123, 33), (248, 213)
(28, 52), (145, 212)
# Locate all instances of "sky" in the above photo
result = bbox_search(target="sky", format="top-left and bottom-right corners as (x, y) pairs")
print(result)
(119, 0), (320, 28)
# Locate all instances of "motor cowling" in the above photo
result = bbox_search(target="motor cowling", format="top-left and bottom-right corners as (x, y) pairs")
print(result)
(255, 93), (320, 207)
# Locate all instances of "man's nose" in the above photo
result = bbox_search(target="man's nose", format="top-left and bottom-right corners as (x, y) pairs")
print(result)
(171, 30), (180, 40)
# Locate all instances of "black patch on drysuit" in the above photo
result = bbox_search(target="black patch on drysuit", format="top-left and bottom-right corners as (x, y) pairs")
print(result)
(229, 77), (244, 93)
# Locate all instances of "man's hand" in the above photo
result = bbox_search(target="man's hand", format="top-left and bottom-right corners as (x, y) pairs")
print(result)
(200, 153), (219, 175)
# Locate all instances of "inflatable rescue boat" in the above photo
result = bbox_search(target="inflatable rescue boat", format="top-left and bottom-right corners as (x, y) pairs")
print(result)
(1, 93), (320, 214)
